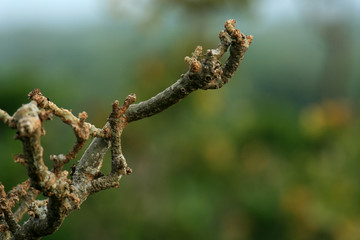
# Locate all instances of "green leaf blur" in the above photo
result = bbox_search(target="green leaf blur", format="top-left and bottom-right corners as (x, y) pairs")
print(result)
(1, 0), (360, 239)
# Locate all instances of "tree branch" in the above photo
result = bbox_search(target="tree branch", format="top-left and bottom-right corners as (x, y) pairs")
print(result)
(0, 184), (20, 234)
(11, 102), (54, 192)
(0, 19), (252, 240)
(109, 95), (136, 175)
(28, 89), (109, 139)
(74, 19), (252, 183)
(0, 181), (38, 239)
(13, 188), (38, 223)
(125, 19), (252, 123)
(28, 89), (110, 175)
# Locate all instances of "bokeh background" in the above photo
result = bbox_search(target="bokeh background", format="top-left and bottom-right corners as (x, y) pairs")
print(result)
(1, 0), (360, 239)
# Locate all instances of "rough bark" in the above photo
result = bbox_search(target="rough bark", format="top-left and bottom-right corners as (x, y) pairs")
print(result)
(0, 20), (252, 240)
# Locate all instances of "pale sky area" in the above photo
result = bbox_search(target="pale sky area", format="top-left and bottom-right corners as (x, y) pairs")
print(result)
(0, 0), (103, 29)
(0, 0), (359, 30)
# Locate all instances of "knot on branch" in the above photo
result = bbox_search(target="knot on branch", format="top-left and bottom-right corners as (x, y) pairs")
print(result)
(65, 185), (80, 206)
(98, 126), (110, 138)
(28, 89), (45, 107)
(125, 167), (133, 175)
(11, 102), (41, 137)
(28, 199), (48, 219)
(74, 112), (90, 140)
(184, 46), (224, 90)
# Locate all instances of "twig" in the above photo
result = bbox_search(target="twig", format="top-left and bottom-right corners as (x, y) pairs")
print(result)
(87, 175), (121, 194)
(124, 19), (252, 123)
(11, 102), (54, 192)
(28, 89), (110, 175)
(86, 95), (137, 194)
(0, 19), (252, 240)
(28, 89), (110, 139)
(108, 95), (136, 175)
(6, 180), (31, 209)
(13, 188), (39, 223)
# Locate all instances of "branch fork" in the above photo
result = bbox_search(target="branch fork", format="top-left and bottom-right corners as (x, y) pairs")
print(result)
(0, 19), (252, 239)
(108, 94), (136, 175)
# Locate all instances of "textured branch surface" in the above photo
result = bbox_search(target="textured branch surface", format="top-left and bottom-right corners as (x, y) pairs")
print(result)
(0, 20), (252, 240)
(125, 19), (252, 122)
(0, 110), (12, 127)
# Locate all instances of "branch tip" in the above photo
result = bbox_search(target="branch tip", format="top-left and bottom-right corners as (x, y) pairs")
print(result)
(125, 93), (136, 104)
(112, 100), (120, 110)
(185, 46), (203, 73)
(28, 88), (42, 101)
(119, 94), (137, 117)
(123, 94), (137, 108)
(225, 19), (236, 33)
(247, 35), (254, 44)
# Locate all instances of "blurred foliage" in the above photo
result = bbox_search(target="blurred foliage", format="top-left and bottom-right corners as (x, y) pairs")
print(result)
(157, 0), (250, 12)
(1, 0), (360, 239)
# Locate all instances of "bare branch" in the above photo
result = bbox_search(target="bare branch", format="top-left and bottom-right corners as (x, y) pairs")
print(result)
(0, 20), (252, 240)
(12, 197), (68, 240)
(6, 180), (31, 209)
(28, 89), (109, 139)
(28, 89), (110, 175)
(74, 19), (252, 197)
(124, 19), (252, 123)
(87, 175), (121, 194)
(83, 95), (137, 194)
(109, 95), (136, 175)
(220, 20), (253, 87)
(11, 102), (54, 192)
(0, 181), (38, 238)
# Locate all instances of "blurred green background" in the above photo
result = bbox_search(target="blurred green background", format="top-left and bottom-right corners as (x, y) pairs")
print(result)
(1, 0), (360, 239)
